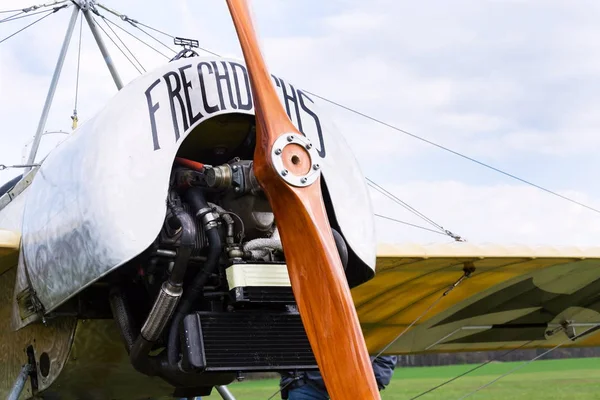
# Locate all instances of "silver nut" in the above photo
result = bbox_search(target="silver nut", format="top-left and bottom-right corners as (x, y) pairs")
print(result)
(232, 165), (238, 171)
(287, 135), (294, 142)
(275, 148), (282, 155)
(305, 143), (313, 150)
(313, 164), (320, 170)
(281, 169), (289, 176)
(301, 177), (307, 183)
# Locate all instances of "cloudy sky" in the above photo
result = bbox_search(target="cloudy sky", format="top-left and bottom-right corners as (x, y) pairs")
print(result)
(2, 0), (600, 247)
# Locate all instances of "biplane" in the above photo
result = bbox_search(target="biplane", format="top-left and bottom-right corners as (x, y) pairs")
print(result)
(1, 0), (600, 399)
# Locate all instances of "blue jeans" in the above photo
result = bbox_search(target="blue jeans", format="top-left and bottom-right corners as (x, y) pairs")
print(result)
(288, 384), (329, 400)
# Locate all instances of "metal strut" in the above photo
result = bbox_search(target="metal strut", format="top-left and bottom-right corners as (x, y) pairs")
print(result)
(82, 2), (123, 90)
(7, 364), (33, 400)
(215, 385), (237, 400)
(24, 4), (79, 173)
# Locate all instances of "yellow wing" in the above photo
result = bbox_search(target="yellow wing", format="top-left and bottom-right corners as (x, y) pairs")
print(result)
(355, 242), (600, 355)
(0, 229), (20, 275)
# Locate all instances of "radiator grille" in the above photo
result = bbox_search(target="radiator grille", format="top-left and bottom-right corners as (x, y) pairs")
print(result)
(182, 311), (318, 372)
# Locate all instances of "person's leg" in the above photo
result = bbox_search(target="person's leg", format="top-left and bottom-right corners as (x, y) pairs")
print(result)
(288, 384), (329, 400)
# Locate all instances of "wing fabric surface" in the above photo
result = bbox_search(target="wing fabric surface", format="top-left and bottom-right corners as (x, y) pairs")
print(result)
(357, 243), (600, 354)
(0, 230), (20, 275)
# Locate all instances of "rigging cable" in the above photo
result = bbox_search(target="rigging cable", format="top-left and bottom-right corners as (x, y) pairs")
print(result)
(0, 9), (24, 14)
(97, 13), (171, 59)
(71, 12), (83, 130)
(0, 11), (24, 22)
(93, 15), (144, 74)
(303, 90), (600, 217)
(130, 24), (176, 55)
(0, 163), (40, 170)
(95, 3), (221, 57)
(368, 177), (464, 241)
(456, 323), (600, 399)
(374, 214), (449, 237)
(0, 5), (68, 45)
(100, 16), (145, 73)
(0, 0), (68, 22)
(0, 8), (55, 23)
(409, 340), (535, 400)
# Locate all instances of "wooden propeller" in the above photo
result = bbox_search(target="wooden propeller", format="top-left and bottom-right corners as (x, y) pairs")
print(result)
(225, 1), (381, 398)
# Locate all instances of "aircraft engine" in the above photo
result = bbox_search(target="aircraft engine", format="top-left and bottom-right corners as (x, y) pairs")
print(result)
(105, 156), (339, 394)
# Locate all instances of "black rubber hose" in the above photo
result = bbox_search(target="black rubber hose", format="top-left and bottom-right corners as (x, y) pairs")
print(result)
(167, 188), (222, 367)
(168, 205), (196, 285)
(109, 287), (160, 376)
(130, 337), (158, 375)
(332, 228), (349, 269)
(108, 287), (136, 351)
(185, 187), (210, 217)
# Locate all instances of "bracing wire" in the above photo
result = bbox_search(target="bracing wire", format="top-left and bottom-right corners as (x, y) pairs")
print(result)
(0, 7), (61, 45)
(93, 15), (144, 74)
(409, 340), (535, 400)
(131, 23), (176, 54)
(0, 0), (68, 22)
(0, 11), (24, 22)
(0, 9), (24, 14)
(368, 178), (446, 232)
(134, 20), (174, 39)
(303, 90), (600, 217)
(374, 214), (448, 237)
(0, 7), (53, 23)
(95, 2), (221, 57)
(368, 178), (464, 240)
(457, 324), (600, 399)
(100, 16), (146, 73)
(98, 14), (171, 59)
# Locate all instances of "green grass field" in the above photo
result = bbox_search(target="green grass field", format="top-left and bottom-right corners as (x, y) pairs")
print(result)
(204, 357), (600, 399)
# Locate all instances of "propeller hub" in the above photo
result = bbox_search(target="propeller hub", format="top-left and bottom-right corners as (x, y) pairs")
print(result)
(271, 133), (320, 187)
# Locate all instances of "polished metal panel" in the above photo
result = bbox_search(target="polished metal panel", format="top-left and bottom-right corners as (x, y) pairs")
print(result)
(19, 57), (376, 314)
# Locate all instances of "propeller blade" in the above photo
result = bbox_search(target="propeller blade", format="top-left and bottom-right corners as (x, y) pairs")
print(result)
(225, 1), (381, 398)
